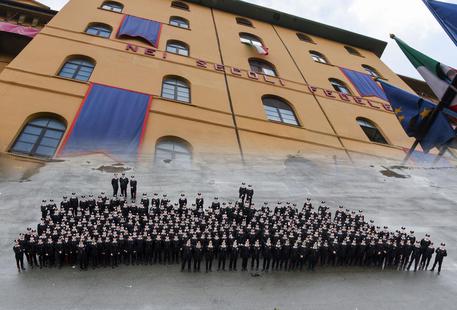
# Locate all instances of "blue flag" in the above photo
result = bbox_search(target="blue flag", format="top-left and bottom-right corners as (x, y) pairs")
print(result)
(118, 15), (162, 47)
(380, 80), (455, 152)
(60, 84), (152, 160)
(423, 0), (457, 47)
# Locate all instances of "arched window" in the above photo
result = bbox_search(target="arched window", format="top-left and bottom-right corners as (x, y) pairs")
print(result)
(249, 58), (277, 77)
(85, 23), (112, 38)
(262, 96), (299, 126)
(161, 76), (190, 103)
(297, 33), (314, 43)
(169, 16), (189, 29)
(166, 40), (189, 56)
(310, 51), (329, 64)
(362, 65), (382, 79)
(155, 137), (192, 165)
(101, 1), (123, 13)
(58, 56), (95, 82)
(11, 116), (66, 158)
(240, 32), (263, 47)
(236, 17), (253, 27)
(329, 78), (352, 95)
(171, 1), (189, 10)
(356, 118), (388, 144)
(345, 46), (362, 57)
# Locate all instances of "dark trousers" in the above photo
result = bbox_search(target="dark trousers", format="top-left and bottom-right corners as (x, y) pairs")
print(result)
(181, 257), (191, 271)
(229, 256), (237, 270)
(407, 256), (420, 271)
(241, 257), (248, 271)
(251, 255), (260, 270)
(218, 257), (226, 270)
(272, 258), (280, 270)
(194, 258), (201, 271)
(15, 255), (24, 271)
(131, 188), (136, 200)
(420, 256), (432, 270)
(56, 253), (64, 268)
(308, 258), (317, 271)
(262, 257), (271, 271)
(121, 186), (127, 197)
(113, 186), (118, 197)
(205, 258), (213, 271)
(154, 250), (162, 264)
(431, 258), (443, 273)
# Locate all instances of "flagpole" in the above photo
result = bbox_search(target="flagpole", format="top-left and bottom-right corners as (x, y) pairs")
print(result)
(433, 146), (447, 164)
(396, 76), (457, 165)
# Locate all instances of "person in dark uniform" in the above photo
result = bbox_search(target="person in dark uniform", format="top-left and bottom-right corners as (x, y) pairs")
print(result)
(77, 241), (88, 270)
(55, 238), (64, 269)
(262, 239), (272, 272)
(228, 240), (239, 271)
(272, 241), (281, 271)
(251, 240), (261, 271)
(218, 240), (227, 271)
(181, 239), (192, 272)
(431, 243), (447, 275)
(205, 240), (214, 272)
(89, 239), (98, 269)
(245, 185), (254, 206)
(130, 176), (137, 201)
(240, 240), (251, 272)
(407, 241), (422, 272)
(308, 243), (319, 271)
(119, 173), (129, 198)
(193, 241), (203, 272)
(111, 174), (119, 197)
(238, 182), (247, 202)
(195, 193), (204, 210)
(13, 240), (25, 272)
(420, 242), (434, 270)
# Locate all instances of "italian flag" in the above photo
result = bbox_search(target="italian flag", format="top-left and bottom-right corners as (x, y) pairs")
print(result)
(392, 35), (457, 113)
(251, 43), (269, 55)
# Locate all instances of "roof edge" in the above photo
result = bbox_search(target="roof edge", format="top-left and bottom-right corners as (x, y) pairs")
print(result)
(185, 0), (387, 57)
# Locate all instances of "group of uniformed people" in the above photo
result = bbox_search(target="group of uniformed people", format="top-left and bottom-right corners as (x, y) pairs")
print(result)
(13, 181), (448, 275)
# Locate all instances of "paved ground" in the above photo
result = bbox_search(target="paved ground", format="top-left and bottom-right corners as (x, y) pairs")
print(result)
(1, 153), (457, 310)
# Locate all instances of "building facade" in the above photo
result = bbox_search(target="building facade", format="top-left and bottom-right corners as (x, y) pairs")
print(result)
(0, 0), (56, 73)
(0, 0), (421, 164)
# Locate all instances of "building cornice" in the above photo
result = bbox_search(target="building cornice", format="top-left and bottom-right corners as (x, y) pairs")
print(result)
(185, 0), (387, 57)
(0, 0), (57, 15)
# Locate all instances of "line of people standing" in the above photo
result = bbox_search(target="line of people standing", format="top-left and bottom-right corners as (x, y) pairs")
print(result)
(13, 181), (448, 275)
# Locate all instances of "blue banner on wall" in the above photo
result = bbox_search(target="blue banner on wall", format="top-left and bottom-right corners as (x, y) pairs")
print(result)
(59, 84), (152, 160)
(341, 68), (388, 101)
(117, 15), (162, 47)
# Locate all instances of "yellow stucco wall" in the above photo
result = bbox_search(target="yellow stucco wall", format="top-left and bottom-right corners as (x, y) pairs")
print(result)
(0, 0), (421, 163)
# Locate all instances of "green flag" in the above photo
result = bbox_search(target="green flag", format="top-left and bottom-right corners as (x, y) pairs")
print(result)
(392, 35), (457, 111)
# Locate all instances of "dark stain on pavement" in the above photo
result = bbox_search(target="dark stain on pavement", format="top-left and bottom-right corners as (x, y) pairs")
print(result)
(94, 164), (131, 173)
(380, 167), (409, 179)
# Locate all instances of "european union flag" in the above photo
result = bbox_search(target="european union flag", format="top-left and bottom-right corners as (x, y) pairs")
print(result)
(380, 80), (455, 153)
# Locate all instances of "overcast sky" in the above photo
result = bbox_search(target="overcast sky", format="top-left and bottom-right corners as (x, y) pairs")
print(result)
(38, 0), (457, 80)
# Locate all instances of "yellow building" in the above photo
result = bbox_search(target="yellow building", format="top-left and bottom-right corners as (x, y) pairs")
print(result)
(0, 0), (56, 73)
(0, 0), (422, 164)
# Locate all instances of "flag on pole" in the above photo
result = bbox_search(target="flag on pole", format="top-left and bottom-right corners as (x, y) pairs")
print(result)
(391, 35), (457, 113)
(250, 43), (269, 55)
(423, 0), (457, 47)
(379, 80), (455, 152)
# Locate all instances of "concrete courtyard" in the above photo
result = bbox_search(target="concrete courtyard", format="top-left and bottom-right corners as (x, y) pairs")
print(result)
(0, 153), (456, 310)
